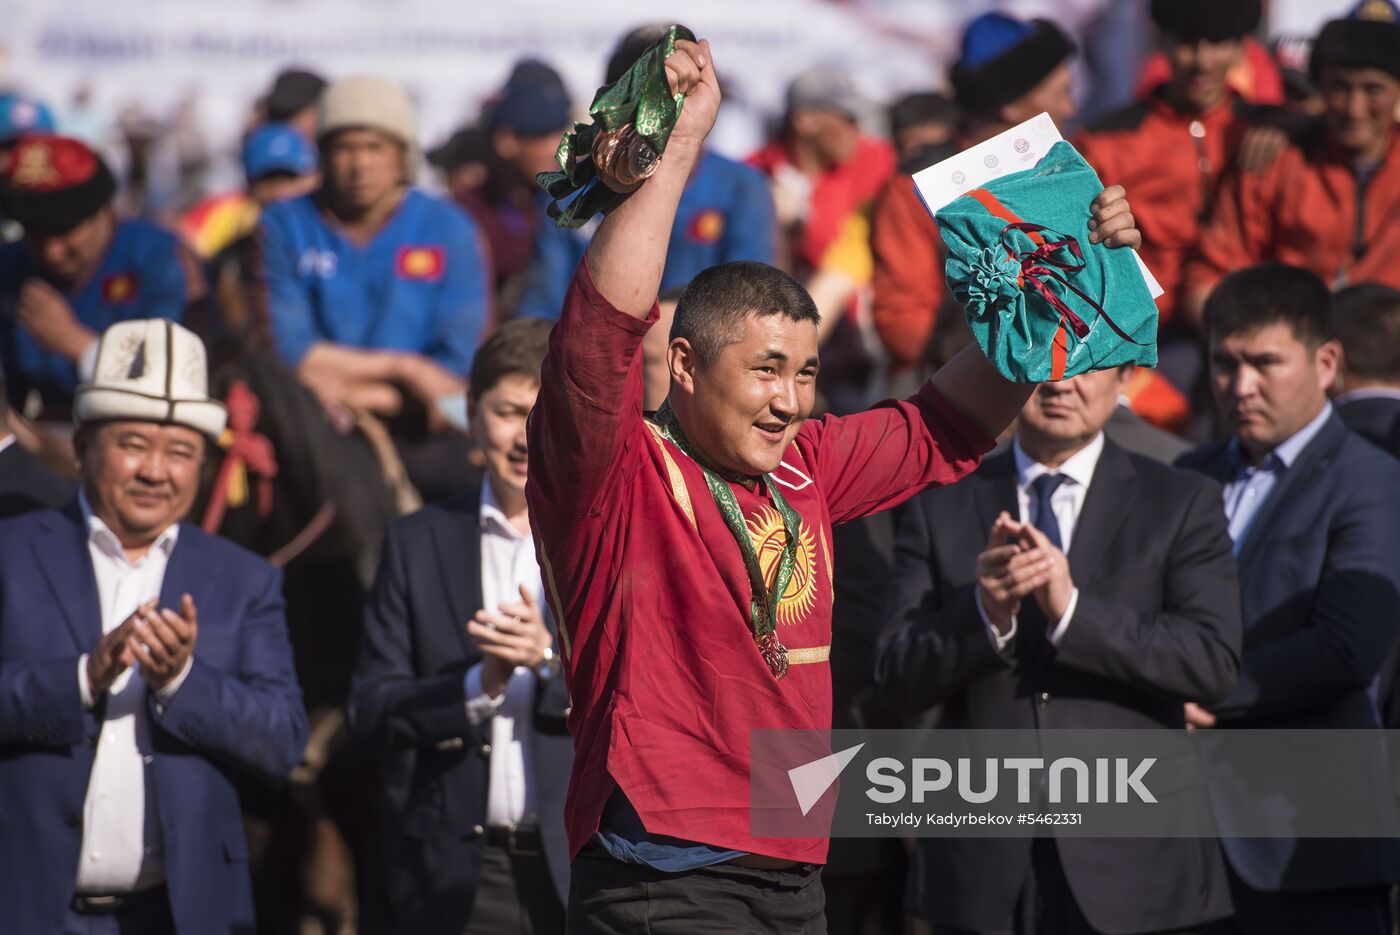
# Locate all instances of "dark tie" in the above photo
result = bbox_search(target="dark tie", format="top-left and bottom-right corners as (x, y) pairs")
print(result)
(1029, 473), (1066, 551)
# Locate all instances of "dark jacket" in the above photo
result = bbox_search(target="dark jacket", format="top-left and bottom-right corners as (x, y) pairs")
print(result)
(875, 441), (1241, 934)
(348, 491), (572, 934)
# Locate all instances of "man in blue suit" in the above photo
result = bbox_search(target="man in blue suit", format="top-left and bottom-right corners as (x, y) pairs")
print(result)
(0, 318), (307, 935)
(1179, 263), (1400, 935)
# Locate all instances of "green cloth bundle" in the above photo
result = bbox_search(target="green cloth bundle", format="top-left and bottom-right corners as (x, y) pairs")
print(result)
(537, 25), (694, 228)
(934, 140), (1158, 383)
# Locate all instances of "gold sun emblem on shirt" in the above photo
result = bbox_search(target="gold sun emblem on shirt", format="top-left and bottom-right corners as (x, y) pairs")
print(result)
(746, 505), (818, 627)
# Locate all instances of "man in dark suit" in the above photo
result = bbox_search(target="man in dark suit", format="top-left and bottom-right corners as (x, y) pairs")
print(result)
(875, 362), (1242, 935)
(349, 318), (571, 935)
(0, 361), (74, 518)
(1332, 282), (1400, 459)
(1178, 263), (1400, 935)
(0, 319), (307, 935)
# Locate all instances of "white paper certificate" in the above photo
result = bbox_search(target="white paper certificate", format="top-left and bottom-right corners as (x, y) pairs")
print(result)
(910, 112), (1164, 299)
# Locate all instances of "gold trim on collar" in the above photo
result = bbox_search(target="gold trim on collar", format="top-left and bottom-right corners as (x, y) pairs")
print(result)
(644, 420), (698, 532)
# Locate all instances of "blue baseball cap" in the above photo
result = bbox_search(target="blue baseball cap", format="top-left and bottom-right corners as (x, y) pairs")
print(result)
(489, 59), (572, 136)
(242, 122), (317, 182)
(0, 94), (56, 144)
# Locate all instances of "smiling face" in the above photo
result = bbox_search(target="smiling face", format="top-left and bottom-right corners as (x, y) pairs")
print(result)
(670, 311), (820, 477)
(1210, 322), (1339, 460)
(1165, 35), (1242, 112)
(1320, 66), (1400, 160)
(469, 372), (538, 503)
(77, 421), (205, 548)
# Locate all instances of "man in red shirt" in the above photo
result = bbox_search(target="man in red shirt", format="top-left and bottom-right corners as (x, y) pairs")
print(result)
(528, 37), (1142, 933)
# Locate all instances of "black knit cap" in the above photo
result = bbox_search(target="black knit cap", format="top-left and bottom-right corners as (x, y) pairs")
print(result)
(950, 19), (1075, 118)
(1150, 0), (1261, 42)
(1311, 0), (1400, 83)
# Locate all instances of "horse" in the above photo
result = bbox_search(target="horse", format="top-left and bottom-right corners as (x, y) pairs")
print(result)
(196, 339), (411, 935)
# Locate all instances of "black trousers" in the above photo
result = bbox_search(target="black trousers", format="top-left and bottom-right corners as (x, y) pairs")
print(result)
(567, 843), (826, 934)
(463, 841), (566, 935)
(935, 839), (1211, 935)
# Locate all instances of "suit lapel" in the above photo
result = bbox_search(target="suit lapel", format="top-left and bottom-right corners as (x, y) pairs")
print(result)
(974, 451), (1019, 536)
(430, 501), (482, 660)
(33, 502), (102, 652)
(1236, 415), (1346, 569)
(162, 525), (213, 617)
(1068, 440), (1135, 580)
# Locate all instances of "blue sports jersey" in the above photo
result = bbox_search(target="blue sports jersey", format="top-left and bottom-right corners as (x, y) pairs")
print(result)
(0, 218), (195, 410)
(255, 189), (489, 377)
(517, 150), (775, 319)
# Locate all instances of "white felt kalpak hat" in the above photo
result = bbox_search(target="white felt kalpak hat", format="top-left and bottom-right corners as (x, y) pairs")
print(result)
(74, 319), (227, 438)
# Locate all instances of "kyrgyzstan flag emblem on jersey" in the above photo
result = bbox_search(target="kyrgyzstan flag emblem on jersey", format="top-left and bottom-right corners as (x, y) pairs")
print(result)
(687, 209), (725, 244)
(395, 245), (445, 281)
(101, 272), (139, 303)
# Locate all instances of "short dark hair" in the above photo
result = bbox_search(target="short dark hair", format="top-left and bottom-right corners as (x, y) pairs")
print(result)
(889, 91), (958, 138)
(469, 316), (553, 400)
(1202, 262), (1335, 347)
(670, 261), (821, 366)
(1335, 283), (1400, 381)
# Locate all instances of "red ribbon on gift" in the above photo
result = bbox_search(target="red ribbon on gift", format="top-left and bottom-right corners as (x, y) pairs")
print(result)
(1001, 221), (1148, 349)
(966, 187), (1147, 380)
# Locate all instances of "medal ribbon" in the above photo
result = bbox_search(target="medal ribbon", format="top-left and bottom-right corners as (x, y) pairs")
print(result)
(651, 401), (799, 679)
(537, 25), (695, 229)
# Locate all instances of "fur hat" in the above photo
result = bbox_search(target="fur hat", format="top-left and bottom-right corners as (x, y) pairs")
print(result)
(1150, 0), (1261, 43)
(74, 319), (227, 438)
(318, 75), (421, 182)
(0, 135), (115, 235)
(1312, 0), (1400, 84)
(950, 14), (1075, 118)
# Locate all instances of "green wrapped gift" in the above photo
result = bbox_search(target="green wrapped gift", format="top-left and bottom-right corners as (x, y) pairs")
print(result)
(537, 25), (694, 229)
(934, 140), (1158, 383)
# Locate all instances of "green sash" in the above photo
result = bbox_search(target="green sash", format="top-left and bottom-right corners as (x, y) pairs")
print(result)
(652, 401), (799, 679)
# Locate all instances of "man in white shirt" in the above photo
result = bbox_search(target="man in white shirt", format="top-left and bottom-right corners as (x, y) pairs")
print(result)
(350, 316), (572, 934)
(874, 363), (1242, 935)
(0, 318), (307, 935)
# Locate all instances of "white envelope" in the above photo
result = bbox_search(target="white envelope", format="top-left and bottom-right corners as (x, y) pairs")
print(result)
(910, 112), (1163, 299)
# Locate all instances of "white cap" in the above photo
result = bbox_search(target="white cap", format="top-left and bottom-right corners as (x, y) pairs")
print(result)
(74, 319), (227, 438)
(318, 75), (421, 182)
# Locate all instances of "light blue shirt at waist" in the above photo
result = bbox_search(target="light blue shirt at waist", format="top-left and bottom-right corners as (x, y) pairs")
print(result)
(1223, 403), (1332, 551)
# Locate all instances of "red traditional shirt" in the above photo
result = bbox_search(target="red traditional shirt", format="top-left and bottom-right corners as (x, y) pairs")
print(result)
(526, 260), (993, 863)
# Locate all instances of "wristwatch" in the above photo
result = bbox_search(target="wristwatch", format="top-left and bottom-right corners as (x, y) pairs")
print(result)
(534, 646), (562, 681)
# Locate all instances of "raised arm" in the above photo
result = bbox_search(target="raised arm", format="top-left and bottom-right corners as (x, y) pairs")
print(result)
(584, 38), (720, 315)
(526, 38), (722, 516)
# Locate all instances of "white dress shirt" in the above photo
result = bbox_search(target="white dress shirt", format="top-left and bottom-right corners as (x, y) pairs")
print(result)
(74, 493), (190, 894)
(461, 482), (547, 828)
(980, 433), (1104, 652)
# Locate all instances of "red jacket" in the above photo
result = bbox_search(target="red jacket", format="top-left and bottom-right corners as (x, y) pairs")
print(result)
(1185, 125), (1400, 296)
(1075, 92), (1265, 320)
(870, 172), (946, 369)
(748, 136), (895, 271)
(527, 261), (992, 862)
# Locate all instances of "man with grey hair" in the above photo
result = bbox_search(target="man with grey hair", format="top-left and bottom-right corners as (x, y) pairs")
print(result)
(0, 318), (307, 934)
